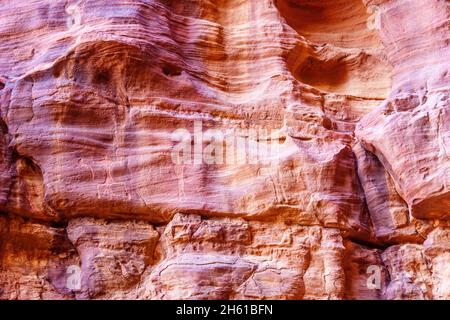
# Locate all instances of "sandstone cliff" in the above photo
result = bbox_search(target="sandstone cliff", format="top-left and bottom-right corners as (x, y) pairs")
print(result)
(0, 0), (448, 300)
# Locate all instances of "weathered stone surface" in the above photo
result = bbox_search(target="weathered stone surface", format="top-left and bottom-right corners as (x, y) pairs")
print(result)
(67, 217), (159, 299)
(356, 0), (450, 220)
(0, 0), (448, 300)
(0, 215), (77, 300)
(354, 142), (434, 244)
(423, 228), (450, 299)
(343, 241), (388, 300)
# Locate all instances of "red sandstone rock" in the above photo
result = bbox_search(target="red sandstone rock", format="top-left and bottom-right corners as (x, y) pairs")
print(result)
(0, 0), (448, 300)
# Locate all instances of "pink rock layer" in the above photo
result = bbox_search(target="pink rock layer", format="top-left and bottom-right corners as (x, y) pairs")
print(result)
(0, 0), (448, 300)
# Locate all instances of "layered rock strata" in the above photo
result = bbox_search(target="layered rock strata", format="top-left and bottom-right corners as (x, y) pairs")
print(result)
(0, 0), (448, 299)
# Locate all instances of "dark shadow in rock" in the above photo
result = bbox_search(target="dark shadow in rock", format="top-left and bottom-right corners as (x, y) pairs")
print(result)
(295, 56), (349, 89)
(162, 64), (182, 77)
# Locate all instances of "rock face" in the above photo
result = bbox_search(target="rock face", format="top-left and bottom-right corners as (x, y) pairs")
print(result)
(0, 0), (448, 300)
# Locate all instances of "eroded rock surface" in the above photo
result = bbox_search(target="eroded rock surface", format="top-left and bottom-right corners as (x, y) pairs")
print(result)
(0, 0), (448, 300)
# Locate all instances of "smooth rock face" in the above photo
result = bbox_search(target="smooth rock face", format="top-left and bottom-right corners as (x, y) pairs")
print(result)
(0, 0), (448, 300)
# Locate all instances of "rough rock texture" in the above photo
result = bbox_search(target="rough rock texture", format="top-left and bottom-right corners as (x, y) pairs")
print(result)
(0, 0), (448, 300)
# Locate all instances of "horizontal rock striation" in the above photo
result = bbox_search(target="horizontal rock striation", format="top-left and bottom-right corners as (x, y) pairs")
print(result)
(0, 0), (448, 299)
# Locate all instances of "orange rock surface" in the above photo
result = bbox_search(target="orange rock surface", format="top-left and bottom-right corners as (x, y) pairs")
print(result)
(0, 0), (448, 300)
